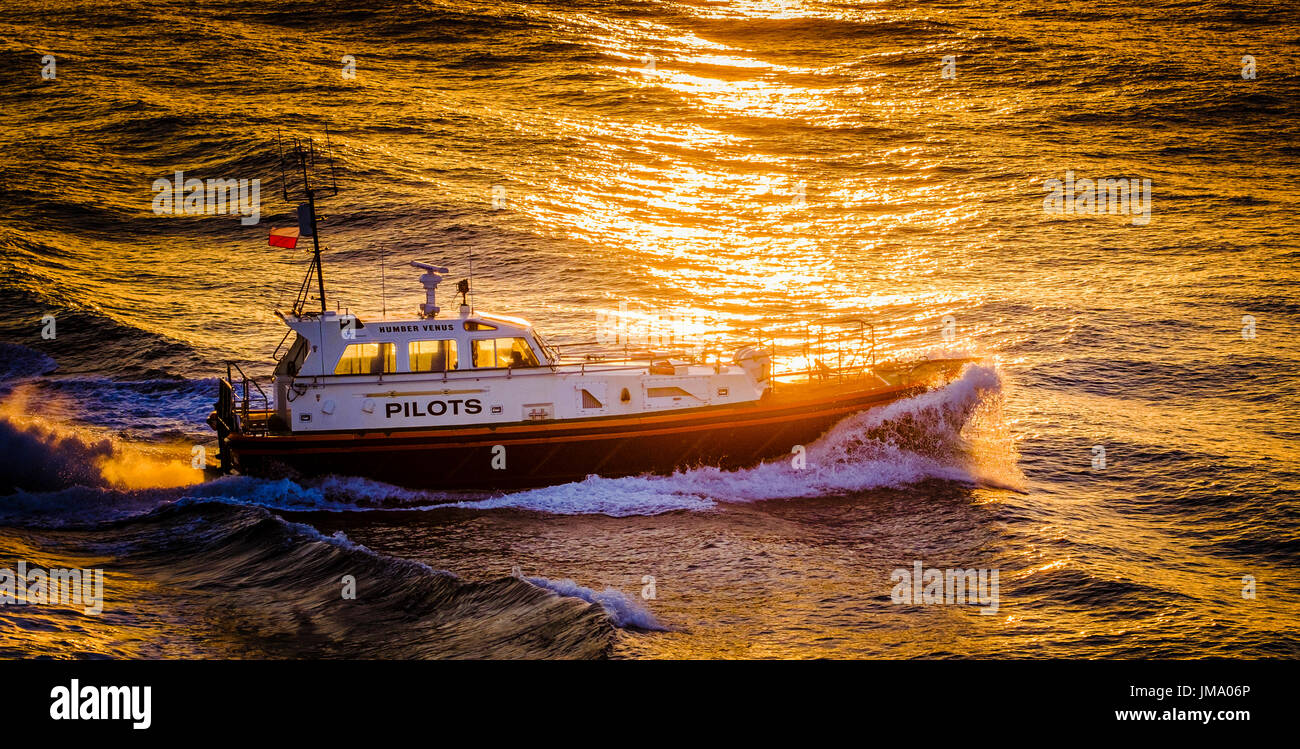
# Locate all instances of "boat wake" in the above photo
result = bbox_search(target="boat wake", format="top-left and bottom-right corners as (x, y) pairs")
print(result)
(445, 361), (1020, 515)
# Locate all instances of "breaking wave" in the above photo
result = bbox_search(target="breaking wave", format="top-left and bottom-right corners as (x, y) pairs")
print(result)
(0, 397), (203, 500)
(524, 575), (667, 630)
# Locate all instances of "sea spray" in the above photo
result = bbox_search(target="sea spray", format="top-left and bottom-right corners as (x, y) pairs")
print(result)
(525, 575), (667, 630)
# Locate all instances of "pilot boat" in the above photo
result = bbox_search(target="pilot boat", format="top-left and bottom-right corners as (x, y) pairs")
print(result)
(207, 135), (972, 492)
(208, 262), (970, 491)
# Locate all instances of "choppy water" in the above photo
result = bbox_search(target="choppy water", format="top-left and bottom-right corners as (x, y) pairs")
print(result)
(1, 0), (1297, 659)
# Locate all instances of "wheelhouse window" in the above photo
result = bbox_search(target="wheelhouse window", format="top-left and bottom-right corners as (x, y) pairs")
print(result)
(334, 342), (396, 375)
(471, 337), (540, 368)
(408, 339), (458, 372)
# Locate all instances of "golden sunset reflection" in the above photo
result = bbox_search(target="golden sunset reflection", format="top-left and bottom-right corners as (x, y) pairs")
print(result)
(1, 0), (1296, 666)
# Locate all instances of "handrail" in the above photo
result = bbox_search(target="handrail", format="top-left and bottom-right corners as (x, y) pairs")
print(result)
(224, 361), (271, 435)
(271, 327), (295, 362)
(543, 314), (882, 382)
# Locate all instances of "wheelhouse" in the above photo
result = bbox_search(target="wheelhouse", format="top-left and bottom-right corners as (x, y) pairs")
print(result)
(274, 309), (553, 381)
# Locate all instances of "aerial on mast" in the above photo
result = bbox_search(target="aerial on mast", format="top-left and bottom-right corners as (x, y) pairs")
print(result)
(276, 129), (340, 315)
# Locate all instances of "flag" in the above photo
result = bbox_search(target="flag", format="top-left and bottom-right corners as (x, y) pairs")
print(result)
(269, 227), (300, 248)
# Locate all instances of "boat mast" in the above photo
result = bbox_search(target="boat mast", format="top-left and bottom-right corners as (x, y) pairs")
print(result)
(278, 129), (340, 314)
(303, 189), (325, 314)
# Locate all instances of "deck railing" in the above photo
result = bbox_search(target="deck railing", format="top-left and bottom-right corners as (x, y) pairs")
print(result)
(217, 362), (270, 436)
(544, 316), (878, 386)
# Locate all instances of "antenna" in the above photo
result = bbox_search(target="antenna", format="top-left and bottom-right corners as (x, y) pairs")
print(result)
(380, 246), (387, 320)
(277, 128), (341, 315)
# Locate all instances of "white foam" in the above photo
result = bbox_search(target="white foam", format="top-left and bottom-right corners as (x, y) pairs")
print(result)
(182, 475), (343, 511)
(524, 575), (667, 630)
(451, 477), (715, 516)
(446, 363), (1016, 515)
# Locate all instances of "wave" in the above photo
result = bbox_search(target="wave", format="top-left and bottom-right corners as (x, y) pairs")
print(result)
(0, 343), (57, 386)
(523, 575), (666, 630)
(0, 299), (204, 379)
(1, 501), (617, 658)
(686, 16), (952, 45)
(1009, 565), (1194, 610)
(0, 395), (204, 499)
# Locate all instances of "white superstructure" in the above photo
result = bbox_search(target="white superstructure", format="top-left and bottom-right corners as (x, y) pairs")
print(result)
(267, 263), (770, 434)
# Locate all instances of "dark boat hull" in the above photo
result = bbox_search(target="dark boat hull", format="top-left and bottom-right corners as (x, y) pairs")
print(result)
(225, 378), (930, 492)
